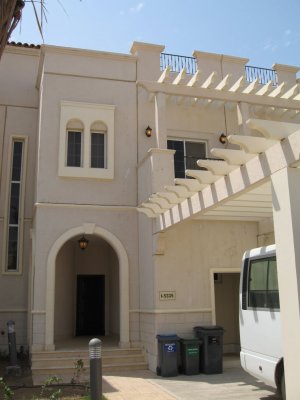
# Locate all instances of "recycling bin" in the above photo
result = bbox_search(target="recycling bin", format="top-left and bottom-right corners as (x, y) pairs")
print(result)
(194, 325), (224, 374)
(156, 334), (180, 377)
(180, 338), (202, 375)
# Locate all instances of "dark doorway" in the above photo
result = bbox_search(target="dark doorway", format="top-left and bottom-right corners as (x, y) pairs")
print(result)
(76, 275), (105, 336)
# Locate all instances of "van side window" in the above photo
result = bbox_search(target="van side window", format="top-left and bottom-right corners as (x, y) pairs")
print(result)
(248, 257), (280, 309)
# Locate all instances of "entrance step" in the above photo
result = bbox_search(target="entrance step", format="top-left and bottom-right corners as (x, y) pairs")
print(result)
(31, 347), (148, 385)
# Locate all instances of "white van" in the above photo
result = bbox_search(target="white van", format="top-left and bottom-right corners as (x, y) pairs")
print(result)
(239, 245), (285, 399)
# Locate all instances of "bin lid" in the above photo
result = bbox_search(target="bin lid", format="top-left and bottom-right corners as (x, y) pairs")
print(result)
(156, 334), (180, 340)
(194, 325), (224, 332)
(180, 338), (202, 344)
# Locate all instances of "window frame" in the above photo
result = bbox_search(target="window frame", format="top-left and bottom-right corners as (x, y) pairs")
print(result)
(59, 101), (115, 180)
(246, 256), (280, 311)
(90, 131), (106, 169)
(2, 136), (28, 275)
(167, 137), (207, 178)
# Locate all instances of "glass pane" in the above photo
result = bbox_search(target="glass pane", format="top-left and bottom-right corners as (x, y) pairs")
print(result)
(7, 227), (18, 271)
(12, 141), (23, 181)
(268, 259), (278, 290)
(266, 258), (280, 309)
(167, 140), (185, 178)
(9, 183), (20, 224)
(185, 141), (206, 170)
(248, 259), (268, 308)
(91, 133), (105, 168)
(67, 131), (81, 167)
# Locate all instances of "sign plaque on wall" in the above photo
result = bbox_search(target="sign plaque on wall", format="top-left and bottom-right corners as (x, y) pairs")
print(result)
(159, 291), (176, 301)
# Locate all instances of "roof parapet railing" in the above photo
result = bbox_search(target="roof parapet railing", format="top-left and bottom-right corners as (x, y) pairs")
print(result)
(160, 53), (198, 75)
(160, 53), (278, 86)
(244, 65), (277, 86)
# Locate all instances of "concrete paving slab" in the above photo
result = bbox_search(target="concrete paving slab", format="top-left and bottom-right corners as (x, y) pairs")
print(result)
(103, 367), (280, 400)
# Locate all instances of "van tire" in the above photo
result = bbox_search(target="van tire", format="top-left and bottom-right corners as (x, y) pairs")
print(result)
(280, 372), (286, 400)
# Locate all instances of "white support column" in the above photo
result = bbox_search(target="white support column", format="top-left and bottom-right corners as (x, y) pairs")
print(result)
(155, 92), (167, 148)
(237, 102), (251, 135)
(271, 167), (300, 400)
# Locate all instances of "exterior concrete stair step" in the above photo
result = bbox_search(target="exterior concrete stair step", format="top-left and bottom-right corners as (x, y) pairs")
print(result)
(32, 354), (146, 368)
(31, 347), (148, 385)
(31, 348), (142, 359)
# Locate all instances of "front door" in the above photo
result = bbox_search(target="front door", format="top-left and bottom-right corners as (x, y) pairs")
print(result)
(76, 275), (105, 336)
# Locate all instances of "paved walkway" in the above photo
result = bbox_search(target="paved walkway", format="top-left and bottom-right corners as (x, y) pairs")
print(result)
(103, 367), (279, 400)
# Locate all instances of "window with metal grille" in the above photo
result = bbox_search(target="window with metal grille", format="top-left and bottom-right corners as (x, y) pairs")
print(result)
(167, 139), (207, 178)
(6, 140), (24, 271)
(91, 132), (105, 168)
(67, 131), (82, 167)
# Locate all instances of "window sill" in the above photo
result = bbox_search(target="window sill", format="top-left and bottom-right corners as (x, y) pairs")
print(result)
(58, 166), (114, 180)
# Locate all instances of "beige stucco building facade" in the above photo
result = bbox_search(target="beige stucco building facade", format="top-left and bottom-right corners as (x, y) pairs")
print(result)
(1, 40), (300, 398)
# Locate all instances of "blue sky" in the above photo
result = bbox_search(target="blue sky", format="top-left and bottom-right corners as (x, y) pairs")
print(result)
(11, 0), (300, 69)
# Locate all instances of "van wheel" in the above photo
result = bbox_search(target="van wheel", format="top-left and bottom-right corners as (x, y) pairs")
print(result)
(280, 373), (286, 400)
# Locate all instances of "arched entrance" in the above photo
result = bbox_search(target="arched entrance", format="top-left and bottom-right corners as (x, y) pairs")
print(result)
(45, 224), (129, 350)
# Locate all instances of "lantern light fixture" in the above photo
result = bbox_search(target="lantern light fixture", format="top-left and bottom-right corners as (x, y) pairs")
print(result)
(219, 133), (228, 145)
(145, 126), (152, 137)
(78, 235), (89, 250)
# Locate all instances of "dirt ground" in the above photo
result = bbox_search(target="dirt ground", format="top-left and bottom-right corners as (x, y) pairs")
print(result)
(0, 357), (90, 399)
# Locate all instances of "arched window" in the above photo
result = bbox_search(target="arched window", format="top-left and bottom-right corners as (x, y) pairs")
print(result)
(66, 119), (84, 167)
(59, 101), (115, 179)
(90, 121), (107, 169)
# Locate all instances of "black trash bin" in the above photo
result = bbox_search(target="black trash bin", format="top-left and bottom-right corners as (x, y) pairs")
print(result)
(194, 326), (224, 374)
(156, 334), (180, 377)
(180, 338), (202, 375)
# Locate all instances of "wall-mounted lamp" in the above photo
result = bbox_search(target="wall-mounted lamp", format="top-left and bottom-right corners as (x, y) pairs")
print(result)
(219, 133), (227, 145)
(145, 126), (152, 137)
(78, 235), (89, 250)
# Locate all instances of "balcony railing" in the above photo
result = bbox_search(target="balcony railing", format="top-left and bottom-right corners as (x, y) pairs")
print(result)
(160, 53), (198, 75)
(245, 65), (278, 86)
(160, 53), (278, 86)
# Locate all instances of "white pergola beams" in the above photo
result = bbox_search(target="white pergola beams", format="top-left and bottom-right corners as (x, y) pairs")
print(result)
(165, 185), (195, 198)
(210, 148), (256, 165)
(157, 123), (300, 229)
(187, 69), (202, 87)
(215, 74), (232, 91)
(172, 68), (186, 85)
(197, 159), (237, 175)
(138, 119), (300, 231)
(247, 118), (300, 139)
(228, 135), (278, 153)
(174, 178), (206, 192)
(201, 71), (217, 89)
(158, 66), (171, 83)
(139, 79), (300, 110)
(185, 169), (223, 183)
(242, 78), (259, 94)
(281, 84), (299, 99)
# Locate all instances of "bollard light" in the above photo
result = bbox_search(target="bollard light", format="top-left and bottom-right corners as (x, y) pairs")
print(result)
(6, 320), (20, 375)
(89, 338), (102, 400)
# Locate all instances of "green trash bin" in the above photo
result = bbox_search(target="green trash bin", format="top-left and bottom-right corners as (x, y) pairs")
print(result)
(194, 326), (224, 374)
(180, 338), (202, 375)
(156, 334), (180, 377)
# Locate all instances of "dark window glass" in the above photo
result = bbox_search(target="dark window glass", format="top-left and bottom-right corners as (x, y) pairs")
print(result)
(67, 131), (82, 167)
(7, 140), (23, 271)
(12, 141), (23, 181)
(91, 132), (105, 168)
(9, 183), (20, 224)
(167, 139), (206, 178)
(248, 257), (280, 309)
(7, 227), (18, 271)
(185, 141), (206, 170)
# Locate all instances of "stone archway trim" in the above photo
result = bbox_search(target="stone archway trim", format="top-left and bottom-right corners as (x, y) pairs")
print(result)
(45, 224), (129, 350)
